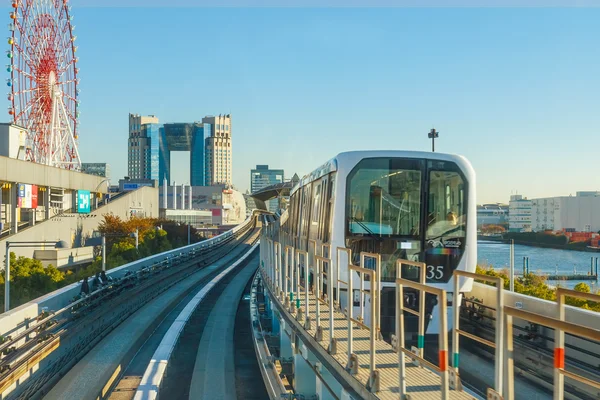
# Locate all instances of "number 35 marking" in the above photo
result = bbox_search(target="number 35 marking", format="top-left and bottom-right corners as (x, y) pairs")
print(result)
(426, 265), (444, 280)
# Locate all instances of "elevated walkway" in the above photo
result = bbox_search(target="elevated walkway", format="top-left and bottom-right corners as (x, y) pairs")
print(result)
(259, 231), (600, 400)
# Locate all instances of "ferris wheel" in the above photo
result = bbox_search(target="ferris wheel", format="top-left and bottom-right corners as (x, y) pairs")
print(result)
(7, 0), (80, 170)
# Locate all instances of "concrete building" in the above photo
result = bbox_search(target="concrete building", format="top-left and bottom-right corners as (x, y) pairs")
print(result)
(128, 113), (231, 187)
(244, 191), (257, 217)
(159, 184), (246, 226)
(203, 115), (232, 186)
(0, 123), (28, 160)
(477, 203), (508, 227)
(508, 195), (532, 232)
(118, 178), (158, 192)
(81, 163), (111, 179)
(509, 191), (600, 233)
(0, 155), (157, 266)
(250, 165), (284, 213)
(127, 114), (160, 180)
(531, 192), (600, 232)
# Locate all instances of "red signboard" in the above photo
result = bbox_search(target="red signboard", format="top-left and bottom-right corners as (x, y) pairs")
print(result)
(31, 185), (38, 209)
(212, 208), (221, 217)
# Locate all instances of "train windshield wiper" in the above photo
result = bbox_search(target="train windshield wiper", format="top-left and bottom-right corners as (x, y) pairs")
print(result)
(348, 216), (383, 242)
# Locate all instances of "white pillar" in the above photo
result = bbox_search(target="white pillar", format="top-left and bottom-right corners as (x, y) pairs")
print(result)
(173, 182), (177, 210)
(181, 184), (185, 209)
(10, 184), (17, 234)
(163, 176), (167, 209)
(188, 184), (192, 210)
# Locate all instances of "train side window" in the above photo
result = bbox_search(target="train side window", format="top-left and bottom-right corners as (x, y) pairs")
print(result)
(323, 173), (335, 243)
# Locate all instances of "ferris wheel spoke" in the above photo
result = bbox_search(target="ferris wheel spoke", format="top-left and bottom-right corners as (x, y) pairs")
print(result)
(12, 42), (38, 72)
(10, 1), (79, 168)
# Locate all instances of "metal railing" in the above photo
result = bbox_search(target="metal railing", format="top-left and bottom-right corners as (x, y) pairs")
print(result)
(395, 258), (450, 399)
(453, 270), (504, 398)
(501, 287), (600, 400)
(346, 254), (381, 392)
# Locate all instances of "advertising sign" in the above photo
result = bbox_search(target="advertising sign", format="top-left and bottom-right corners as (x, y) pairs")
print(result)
(17, 183), (38, 209)
(31, 185), (38, 209)
(122, 182), (153, 191)
(76, 190), (91, 214)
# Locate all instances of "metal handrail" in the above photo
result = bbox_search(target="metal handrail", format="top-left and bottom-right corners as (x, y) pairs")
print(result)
(453, 269), (504, 396)
(347, 261), (379, 390)
(396, 276), (449, 399)
(550, 288), (600, 400)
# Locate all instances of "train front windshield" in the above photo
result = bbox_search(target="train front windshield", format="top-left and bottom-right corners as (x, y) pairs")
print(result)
(346, 157), (467, 283)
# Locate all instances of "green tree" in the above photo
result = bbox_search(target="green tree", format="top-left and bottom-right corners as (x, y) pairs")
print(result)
(574, 282), (591, 293)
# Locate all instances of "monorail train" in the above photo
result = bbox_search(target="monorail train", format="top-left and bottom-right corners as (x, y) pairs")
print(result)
(272, 150), (476, 337)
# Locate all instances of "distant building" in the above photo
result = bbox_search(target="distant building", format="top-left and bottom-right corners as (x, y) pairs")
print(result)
(477, 203), (508, 227)
(203, 115), (232, 186)
(159, 184), (246, 226)
(509, 191), (600, 233)
(127, 113), (231, 187)
(531, 192), (600, 232)
(81, 163), (111, 179)
(128, 114), (160, 180)
(0, 123), (27, 160)
(160, 122), (205, 186)
(244, 191), (257, 217)
(250, 165), (284, 213)
(508, 195), (532, 232)
(118, 178), (157, 192)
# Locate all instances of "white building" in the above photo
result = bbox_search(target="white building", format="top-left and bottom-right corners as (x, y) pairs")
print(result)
(203, 115), (232, 186)
(508, 194), (532, 232)
(531, 192), (600, 232)
(509, 192), (600, 233)
(477, 203), (509, 227)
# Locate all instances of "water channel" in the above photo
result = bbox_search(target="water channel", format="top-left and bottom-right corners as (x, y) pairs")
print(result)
(477, 240), (599, 290)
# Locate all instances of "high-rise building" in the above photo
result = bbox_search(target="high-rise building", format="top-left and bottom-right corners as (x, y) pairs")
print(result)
(250, 165), (284, 213)
(160, 122), (205, 186)
(203, 115), (232, 185)
(128, 114), (160, 180)
(127, 113), (231, 187)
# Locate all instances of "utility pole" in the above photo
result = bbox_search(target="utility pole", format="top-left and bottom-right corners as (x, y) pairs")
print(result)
(188, 224), (191, 245)
(428, 128), (439, 152)
(101, 235), (106, 272)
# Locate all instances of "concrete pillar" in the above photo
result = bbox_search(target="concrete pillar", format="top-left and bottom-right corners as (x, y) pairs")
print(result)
(294, 346), (317, 397)
(162, 176), (168, 209)
(181, 184), (186, 209)
(10, 184), (17, 234)
(317, 363), (343, 400)
(45, 186), (50, 221)
(272, 310), (280, 335)
(188, 185), (192, 210)
(280, 321), (293, 359)
(173, 182), (177, 210)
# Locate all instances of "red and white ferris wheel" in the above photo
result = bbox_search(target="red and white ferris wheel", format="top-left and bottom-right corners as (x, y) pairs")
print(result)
(7, 0), (80, 170)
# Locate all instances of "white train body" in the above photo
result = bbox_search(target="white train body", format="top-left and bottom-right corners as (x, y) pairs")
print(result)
(275, 150), (476, 336)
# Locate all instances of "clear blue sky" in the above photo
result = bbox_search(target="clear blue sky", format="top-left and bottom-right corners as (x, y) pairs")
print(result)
(19, 7), (600, 203)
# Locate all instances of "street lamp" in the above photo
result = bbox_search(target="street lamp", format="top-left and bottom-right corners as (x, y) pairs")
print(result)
(428, 128), (439, 152)
(4, 240), (68, 313)
(100, 229), (138, 272)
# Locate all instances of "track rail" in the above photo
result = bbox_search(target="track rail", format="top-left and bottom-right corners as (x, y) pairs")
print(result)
(0, 217), (259, 400)
(133, 241), (260, 400)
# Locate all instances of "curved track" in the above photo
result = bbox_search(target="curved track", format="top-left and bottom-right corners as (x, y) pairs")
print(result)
(1, 219), (257, 400)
